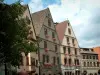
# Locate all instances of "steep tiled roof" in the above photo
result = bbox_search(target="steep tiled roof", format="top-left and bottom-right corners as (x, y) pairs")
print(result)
(31, 8), (49, 36)
(56, 21), (67, 43)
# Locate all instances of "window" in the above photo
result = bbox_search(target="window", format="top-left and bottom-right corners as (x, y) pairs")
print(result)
(68, 28), (71, 34)
(74, 59), (77, 65)
(48, 19), (51, 27)
(69, 58), (71, 65)
(93, 56), (95, 59)
(72, 39), (74, 44)
(26, 56), (29, 65)
(44, 28), (48, 35)
(90, 62), (92, 67)
(63, 46), (66, 53)
(87, 62), (89, 67)
(53, 57), (56, 65)
(86, 55), (89, 59)
(55, 45), (57, 52)
(83, 55), (85, 59)
(68, 47), (71, 54)
(52, 32), (55, 38)
(75, 48), (77, 55)
(91, 49), (93, 51)
(57, 57), (59, 64)
(44, 41), (47, 48)
(31, 57), (35, 66)
(77, 59), (79, 65)
(94, 62), (96, 67)
(96, 55), (98, 59)
(20, 55), (23, 65)
(47, 55), (49, 63)
(67, 37), (69, 43)
(43, 55), (45, 64)
(64, 58), (67, 64)
(84, 62), (86, 67)
(97, 62), (99, 67)
(68, 22), (70, 26)
(90, 56), (91, 59)
(36, 60), (38, 67)
(65, 72), (67, 75)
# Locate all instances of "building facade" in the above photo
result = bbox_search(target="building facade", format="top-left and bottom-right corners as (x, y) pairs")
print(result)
(80, 48), (100, 75)
(32, 8), (61, 75)
(93, 47), (100, 62)
(17, 5), (39, 75)
(56, 20), (81, 75)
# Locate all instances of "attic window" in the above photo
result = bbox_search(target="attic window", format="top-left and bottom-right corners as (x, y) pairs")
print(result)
(68, 23), (70, 26)
(68, 28), (71, 35)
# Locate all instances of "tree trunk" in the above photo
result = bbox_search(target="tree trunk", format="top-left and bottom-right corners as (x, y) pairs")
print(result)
(5, 63), (7, 75)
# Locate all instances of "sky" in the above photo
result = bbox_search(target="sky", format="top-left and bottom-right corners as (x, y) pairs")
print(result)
(5, 0), (100, 48)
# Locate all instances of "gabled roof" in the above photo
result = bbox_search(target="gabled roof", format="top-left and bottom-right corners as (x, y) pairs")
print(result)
(31, 8), (49, 36)
(56, 21), (68, 43)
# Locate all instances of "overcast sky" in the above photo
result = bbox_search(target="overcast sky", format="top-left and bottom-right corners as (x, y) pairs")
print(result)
(6, 0), (100, 48)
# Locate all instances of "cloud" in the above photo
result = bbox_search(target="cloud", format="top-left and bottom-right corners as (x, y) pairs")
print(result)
(28, 0), (100, 48)
(28, 0), (44, 13)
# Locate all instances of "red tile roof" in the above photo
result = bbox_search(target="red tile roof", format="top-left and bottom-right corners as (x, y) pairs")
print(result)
(56, 21), (67, 43)
(31, 8), (49, 36)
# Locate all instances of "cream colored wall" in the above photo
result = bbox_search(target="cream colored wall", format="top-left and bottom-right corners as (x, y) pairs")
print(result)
(62, 22), (79, 48)
(60, 21), (81, 69)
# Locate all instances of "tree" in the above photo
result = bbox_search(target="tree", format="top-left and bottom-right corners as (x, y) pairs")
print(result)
(0, 0), (37, 72)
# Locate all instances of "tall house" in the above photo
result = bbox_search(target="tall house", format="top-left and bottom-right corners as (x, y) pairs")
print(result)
(93, 47), (100, 62)
(56, 20), (81, 75)
(80, 48), (100, 75)
(32, 8), (61, 75)
(17, 5), (39, 75)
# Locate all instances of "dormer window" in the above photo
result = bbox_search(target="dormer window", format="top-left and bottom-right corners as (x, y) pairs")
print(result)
(68, 28), (71, 34)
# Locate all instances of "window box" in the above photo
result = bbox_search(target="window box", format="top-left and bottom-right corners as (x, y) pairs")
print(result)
(67, 42), (70, 44)
(72, 64), (75, 66)
(65, 53), (68, 55)
(45, 35), (49, 38)
(76, 65), (80, 66)
(69, 54), (72, 56)
(53, 38), (56, 41)
(44, 63), (52, 67)
(45, 48), (48, 52)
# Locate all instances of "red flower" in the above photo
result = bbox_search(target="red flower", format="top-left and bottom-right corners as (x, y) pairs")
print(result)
(69, 54), (72, 56)
(65, 53), (68, 55)
(46, 35), (49, 38)
(53, 38), (56, 41)
(45, 48), (48, 52)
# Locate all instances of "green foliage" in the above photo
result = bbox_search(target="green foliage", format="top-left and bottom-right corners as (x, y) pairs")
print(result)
(0, 2), (37, 66)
